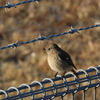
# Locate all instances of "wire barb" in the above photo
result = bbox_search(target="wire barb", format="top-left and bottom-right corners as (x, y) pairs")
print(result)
(71, 26), (80, 34)
(8, 41), (18, 50)
(38, 34), (43, 44)
(95, 23), (100, 25)
(5, 1), (16, 12)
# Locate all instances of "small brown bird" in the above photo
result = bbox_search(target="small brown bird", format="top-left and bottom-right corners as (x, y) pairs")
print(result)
(44, 43), (78, 78)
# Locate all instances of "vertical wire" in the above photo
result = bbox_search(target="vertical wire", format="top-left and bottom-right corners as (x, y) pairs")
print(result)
(60, 96), (63, 100)
(72, 93), (74, 100)
(94, 87), (96, 100)
(82, 90), (86, 100)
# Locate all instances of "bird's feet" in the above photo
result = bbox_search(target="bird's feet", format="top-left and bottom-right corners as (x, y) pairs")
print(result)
(54, 72), (58, 78)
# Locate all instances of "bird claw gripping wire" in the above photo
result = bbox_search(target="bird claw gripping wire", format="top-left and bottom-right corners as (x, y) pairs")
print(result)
(8, 41), (18, 50)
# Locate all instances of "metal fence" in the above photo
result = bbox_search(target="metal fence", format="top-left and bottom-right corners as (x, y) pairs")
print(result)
(0, 1), (100, 100)
(0, 65), (100, 100)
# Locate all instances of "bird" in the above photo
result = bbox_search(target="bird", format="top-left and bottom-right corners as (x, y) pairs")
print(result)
(43, 43), (78, 78)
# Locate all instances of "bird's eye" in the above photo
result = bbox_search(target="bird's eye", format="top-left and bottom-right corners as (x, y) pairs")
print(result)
(48, 48), (50, 50)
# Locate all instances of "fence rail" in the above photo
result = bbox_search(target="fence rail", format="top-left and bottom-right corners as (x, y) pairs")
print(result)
(0, 65), (100, 100)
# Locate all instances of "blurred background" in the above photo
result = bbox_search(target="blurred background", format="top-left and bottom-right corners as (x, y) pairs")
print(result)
(0, 0), (100, 99)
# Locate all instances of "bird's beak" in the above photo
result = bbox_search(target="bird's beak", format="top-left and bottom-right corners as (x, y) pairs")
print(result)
(43, 48), (46, 50)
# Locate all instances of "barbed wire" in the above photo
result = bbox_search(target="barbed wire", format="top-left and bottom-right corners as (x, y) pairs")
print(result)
(0, 24), (100, 50)
(0, 65), (100, 100)
(0, 0), (40, 10)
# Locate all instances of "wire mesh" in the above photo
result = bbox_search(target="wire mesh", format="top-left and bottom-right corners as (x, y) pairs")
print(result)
(0, 65), (100, 100)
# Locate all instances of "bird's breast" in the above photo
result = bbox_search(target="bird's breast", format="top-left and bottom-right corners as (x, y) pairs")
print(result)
(47, 55), (72, 73)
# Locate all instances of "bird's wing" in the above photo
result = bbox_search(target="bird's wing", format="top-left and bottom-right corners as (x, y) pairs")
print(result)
(58, 50), (77, 69)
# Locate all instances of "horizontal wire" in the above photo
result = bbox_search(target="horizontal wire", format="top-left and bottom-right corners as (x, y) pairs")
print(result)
(0, 24), (100, 50)
(0, 0), (40, 9)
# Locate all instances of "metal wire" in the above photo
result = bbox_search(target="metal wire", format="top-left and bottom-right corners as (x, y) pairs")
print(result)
(0, 65), (100, 100)
(0, 24), (100, 50)
(0, 0), (40, 9)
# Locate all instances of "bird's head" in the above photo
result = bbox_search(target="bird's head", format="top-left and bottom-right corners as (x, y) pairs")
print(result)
(43, 43), (59, 55)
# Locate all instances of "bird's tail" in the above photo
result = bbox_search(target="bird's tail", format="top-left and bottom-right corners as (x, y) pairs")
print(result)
(71, 69), (79, 78)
